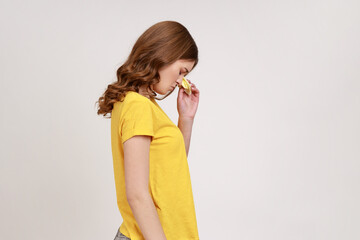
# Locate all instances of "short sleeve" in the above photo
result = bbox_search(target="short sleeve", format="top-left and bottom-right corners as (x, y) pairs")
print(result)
(119, 99), (155, 144)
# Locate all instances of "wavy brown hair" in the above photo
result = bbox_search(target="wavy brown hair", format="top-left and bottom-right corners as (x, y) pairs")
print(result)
(95, 20), (199, 118)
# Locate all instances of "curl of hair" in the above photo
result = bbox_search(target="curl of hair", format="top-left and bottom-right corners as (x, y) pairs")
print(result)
(95, 20), (198, 118)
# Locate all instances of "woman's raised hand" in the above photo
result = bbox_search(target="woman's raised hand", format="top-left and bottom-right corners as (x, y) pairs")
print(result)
(177, 79), (200, 120)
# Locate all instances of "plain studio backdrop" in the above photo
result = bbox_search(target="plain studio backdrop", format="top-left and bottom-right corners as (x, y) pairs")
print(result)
(1, 0), (359, 239)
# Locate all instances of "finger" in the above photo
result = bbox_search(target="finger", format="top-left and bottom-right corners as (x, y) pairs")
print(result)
(191, 84), (199, 92)
(191, 88), (199, 97)
(191, 89), (199, 98)
(178, 86), (183, 95)
(191, 88), (199, 95)
(178, 87), (185, 98)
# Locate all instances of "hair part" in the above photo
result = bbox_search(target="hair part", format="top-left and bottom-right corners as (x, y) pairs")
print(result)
(96, 20), (198, 118)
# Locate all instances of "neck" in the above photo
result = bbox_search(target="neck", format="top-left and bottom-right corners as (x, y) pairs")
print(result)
(138, 85), (154, 99)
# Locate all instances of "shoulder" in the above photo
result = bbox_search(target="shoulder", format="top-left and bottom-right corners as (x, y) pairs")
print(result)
(122, 91), (153, 108)
(120, 91), (155, 115)
(124, 91), (151, 102)
(114, 91), (151, 108)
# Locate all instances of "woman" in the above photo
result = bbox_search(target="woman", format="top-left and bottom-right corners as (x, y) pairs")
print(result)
(96, 20), (200, 240)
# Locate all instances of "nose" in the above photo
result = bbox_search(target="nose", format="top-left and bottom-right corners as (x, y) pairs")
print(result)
(176, 78), (182, 87)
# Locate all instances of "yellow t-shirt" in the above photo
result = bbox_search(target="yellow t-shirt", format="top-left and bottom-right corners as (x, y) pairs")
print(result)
(111, 91), (199, 240)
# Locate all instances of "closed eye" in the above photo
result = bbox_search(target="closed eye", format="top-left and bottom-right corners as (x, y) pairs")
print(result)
(179, 71), (189, 77)
(179, 71), (188, 77)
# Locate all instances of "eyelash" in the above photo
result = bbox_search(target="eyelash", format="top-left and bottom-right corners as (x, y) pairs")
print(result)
(179, 71), (187, 76)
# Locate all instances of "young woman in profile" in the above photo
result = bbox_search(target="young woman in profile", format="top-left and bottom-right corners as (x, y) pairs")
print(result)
(96, 20), (200, 240)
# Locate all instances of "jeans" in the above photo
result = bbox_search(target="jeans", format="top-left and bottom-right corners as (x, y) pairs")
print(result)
(114, 228), (131, 240)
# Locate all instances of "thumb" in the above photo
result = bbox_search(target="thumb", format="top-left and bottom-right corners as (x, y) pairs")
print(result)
(178, 87), (184, 100)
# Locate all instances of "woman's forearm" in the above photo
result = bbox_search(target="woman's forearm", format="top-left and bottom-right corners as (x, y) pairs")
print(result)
(128, 194), (167, 240)
(177, 117), (194, 157)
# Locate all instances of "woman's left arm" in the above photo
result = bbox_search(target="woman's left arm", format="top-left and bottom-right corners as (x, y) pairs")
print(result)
(177, 80), (200, 157)
(178, 117), (194, 157)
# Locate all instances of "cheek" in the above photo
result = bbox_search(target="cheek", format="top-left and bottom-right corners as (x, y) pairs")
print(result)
(170, 67), (179, 80)
(160, 70), (178, 85)
(174, 71), (181, 80)
(163, 74), (176, 85)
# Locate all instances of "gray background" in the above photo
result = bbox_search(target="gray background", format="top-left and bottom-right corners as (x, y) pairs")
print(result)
(1, 0), (359, 239)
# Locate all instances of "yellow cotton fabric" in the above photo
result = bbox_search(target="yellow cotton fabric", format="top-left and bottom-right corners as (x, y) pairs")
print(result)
(111, 91), (199, 240)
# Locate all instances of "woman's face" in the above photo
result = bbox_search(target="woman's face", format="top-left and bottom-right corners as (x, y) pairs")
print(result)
(152, 59), (195, 95)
